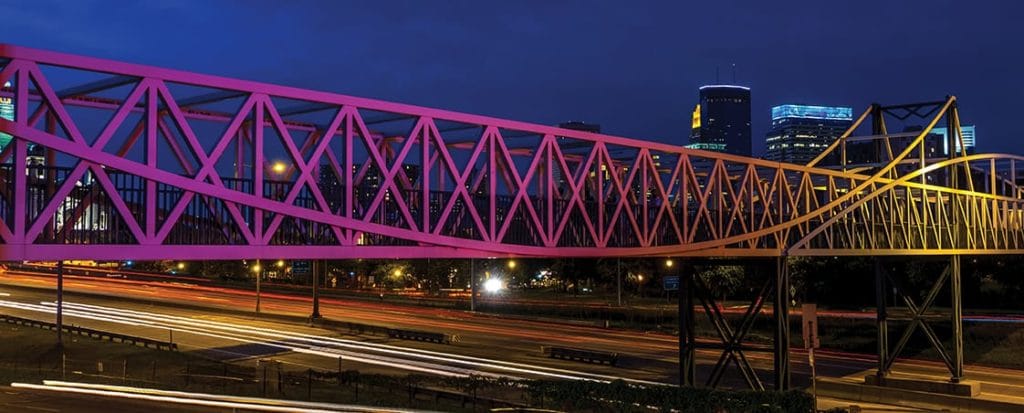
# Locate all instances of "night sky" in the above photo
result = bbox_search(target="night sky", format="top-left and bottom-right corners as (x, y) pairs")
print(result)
(2, 0), (1022, 155)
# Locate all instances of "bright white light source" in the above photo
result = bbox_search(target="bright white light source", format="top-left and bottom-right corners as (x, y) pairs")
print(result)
(484, 278), (503, 293)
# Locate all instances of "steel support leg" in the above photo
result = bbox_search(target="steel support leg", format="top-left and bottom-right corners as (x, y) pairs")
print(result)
(679, 266), (695, 387)
(774, 257), (791, 391)
(950, 255), (964, 382)
(875, 258), (888, 377)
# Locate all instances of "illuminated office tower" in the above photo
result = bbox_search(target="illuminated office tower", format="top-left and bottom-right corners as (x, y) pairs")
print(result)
(686, 85), (751, 156)
(930, 125), (976, 155)
(0, 81), (13, 151)
(765, 104), (853, 164)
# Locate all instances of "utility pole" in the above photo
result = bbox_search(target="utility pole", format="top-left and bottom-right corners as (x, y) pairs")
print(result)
(255, 259), (262, 316)
(311, 260), (322, 320)
(616, 258), (622, 307)
(56, 260), (64, 346)
(470, 259), (477, 312)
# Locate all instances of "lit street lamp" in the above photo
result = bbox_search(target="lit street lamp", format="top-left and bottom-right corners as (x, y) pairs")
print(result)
(271, 161), (287, 175)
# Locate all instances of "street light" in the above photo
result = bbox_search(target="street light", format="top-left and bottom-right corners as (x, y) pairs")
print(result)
(177, 262), (185, 270)
(276, 260), (285, 268)
(665, 259), (674, 268)
(252, 264), (262, 273)
(507, 260), (516, 269)
(484, 278), (503, 293)
(271, 161), (287, 175)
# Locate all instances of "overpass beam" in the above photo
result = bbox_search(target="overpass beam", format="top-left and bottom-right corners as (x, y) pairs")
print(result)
(774, 256), (791, 391)
(678, 262), (695, 387)
(950, 255), (964, 382)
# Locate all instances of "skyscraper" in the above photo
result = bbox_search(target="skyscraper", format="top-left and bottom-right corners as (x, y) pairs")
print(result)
(686, 85), (751, 156)
(0, 81), (14, 151)
(765, 104), (853, 164)
(930, 125), (977, 155)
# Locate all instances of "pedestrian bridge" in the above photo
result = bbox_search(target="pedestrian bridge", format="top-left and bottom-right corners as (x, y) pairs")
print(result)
(0, 44), (1021, 261)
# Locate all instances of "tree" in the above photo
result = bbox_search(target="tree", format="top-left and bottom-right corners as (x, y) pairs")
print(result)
(695, 265), (744, 302)
(372, 260), (412, 289)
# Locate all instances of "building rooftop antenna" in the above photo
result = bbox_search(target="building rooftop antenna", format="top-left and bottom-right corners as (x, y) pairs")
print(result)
(732, 63), (737, 83)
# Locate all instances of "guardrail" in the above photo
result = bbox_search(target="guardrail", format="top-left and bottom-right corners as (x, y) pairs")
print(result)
(540, 346), (618, 366)
(386, 328), (460, 344)
(0, 314), (177, 351)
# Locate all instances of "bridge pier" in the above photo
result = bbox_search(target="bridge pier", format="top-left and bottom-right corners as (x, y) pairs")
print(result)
(774, 256), (791, 391)
(950, 255), (964, 382)
(873, 256), (965, 383)
(875, 258), (889, 377)
(675, 258), (791, 390)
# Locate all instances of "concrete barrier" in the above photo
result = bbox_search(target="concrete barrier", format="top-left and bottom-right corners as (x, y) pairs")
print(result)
(0, 314), (177, 351)
(386, 328), (458, 344)
(541, 345), (618, 366)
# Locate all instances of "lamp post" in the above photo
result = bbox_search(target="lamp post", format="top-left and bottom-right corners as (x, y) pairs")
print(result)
(617, 258), (622, 307)
(470, 259), (477, 312)
(56, 260), (64, 346)
(311, 260), (321, 320)
(253, 260), (263, 316)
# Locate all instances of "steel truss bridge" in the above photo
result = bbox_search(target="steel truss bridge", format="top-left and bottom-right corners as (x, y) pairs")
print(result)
(1, 45), (1022, 391)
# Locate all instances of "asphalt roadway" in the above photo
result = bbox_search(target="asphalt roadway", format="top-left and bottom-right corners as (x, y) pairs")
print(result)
(2, 271), (1024, 411)
(0, 385), (218, 413)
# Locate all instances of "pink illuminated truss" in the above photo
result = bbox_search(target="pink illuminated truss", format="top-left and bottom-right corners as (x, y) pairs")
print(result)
(0, 44), (1022, 261)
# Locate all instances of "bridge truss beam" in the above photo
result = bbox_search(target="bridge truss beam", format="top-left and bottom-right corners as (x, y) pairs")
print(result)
(0, 45), (1022, 260)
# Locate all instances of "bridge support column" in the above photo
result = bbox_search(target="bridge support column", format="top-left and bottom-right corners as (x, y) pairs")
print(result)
(678, 263), (695, 387)
(875, 258), (889, 377)
(950, 255), (964, 382)
(56, 260), (64, 346)
(773, 256), (791, 391)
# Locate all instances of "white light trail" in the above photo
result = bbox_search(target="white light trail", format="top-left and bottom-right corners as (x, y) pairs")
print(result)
(14, 381), (432, 413)
(55, 301), (664, 385)
(0, 298), (666, 385)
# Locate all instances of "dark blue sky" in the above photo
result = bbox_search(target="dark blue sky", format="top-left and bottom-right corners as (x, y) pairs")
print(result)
(2, 0), (1022, 155)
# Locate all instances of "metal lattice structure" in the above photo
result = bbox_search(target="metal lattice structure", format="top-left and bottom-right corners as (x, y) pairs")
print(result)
(0, 44), (1022, 262)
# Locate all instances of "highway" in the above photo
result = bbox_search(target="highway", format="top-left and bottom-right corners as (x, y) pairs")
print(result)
(1, 269), (1023, 394)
